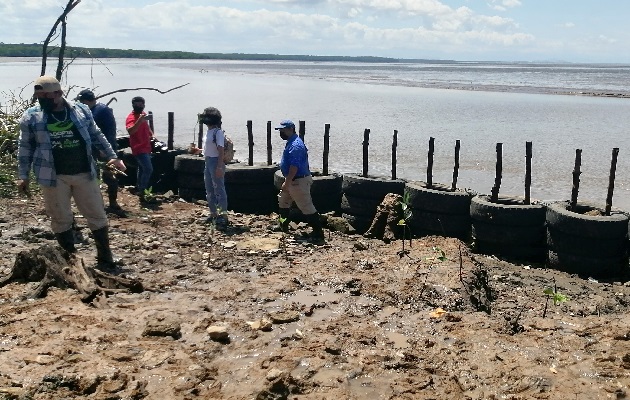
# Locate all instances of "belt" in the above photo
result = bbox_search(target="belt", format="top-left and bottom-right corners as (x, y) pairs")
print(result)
(292, 174), (311, 180)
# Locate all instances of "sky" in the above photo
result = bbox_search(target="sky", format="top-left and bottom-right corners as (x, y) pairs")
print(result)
(1, 0), (629, 63)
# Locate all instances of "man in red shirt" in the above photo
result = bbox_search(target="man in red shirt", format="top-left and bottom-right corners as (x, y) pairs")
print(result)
(125, 96), (154, 203)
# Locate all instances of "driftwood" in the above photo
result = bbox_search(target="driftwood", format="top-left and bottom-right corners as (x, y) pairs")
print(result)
(40, 0), (82, 79)
(0, 245), (145, 304)
(95, 83), (191, 100)
(364, 193), (403, 243)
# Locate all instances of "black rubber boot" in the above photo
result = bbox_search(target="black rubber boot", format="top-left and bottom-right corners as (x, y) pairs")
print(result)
(305, 213), (325, 243)
(278, 208), (291, 232)
(92, 227), (121, 270)
(55, 229), (77, 253)
(108, 189), (122, 211)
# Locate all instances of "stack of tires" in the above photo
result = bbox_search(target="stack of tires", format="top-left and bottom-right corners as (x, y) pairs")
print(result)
(341, 174), (406, 234)
(470, 195), (546, 262)
(273, 170), (343, 220)
(225, 163), (279, 215)
(174, 155), (279, 215)
(546, 201), (629, 278)
(404, 182), (473, 239)
(116, 147), (187, 193)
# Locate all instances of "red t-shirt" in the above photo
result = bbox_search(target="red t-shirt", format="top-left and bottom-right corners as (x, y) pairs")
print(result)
(125, 112), (152, 155)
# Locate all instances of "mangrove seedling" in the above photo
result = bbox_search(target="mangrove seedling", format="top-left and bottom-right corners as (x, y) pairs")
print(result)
(397, 191), (413, 256)
(542, 279), (569, 318)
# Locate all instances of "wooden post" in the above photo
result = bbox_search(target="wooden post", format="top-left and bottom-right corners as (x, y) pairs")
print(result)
(427, 137), (435, 187)
(266, 121), (272, 166)
(148, 111), (154, 133)
(490, 143), (503, 202)
(451, 139), (460, 190)
(605, 148), (619, 216)
(323, 124), (330, 176)
(362, 129), (370, 177)
(167, 112), (174, 150)
(570, 149), (582, 211)
(197, 120), (203, 149)
(299, 120), (306, 143)
(525, 141), (532, 205)
(247, 120), (254, 166)
(391, 130), (398, 180)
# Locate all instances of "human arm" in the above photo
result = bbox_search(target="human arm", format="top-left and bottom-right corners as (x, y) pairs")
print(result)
(281, 165), (298, 191)
(126, 112), (147, 136)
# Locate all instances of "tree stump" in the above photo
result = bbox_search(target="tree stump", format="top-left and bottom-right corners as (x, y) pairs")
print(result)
(0, 245), (145, 303)
(364, 193), (403, 243)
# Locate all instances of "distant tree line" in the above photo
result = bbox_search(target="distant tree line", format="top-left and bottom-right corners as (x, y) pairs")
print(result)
(0, 43), (452, 64)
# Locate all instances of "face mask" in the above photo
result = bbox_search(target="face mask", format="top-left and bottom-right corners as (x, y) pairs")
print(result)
(38, 97), (56, 113)
(279, 131), (290, 140)
(133, 105), (145, 113)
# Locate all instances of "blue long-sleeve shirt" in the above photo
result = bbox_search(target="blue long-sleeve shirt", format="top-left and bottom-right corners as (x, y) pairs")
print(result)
(90, 102), (117, 150)
(280, 134), (311, 177)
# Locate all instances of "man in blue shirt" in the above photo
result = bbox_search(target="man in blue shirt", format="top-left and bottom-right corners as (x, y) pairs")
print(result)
(276, 119), (324, 242)
(77, 89), (122, 212)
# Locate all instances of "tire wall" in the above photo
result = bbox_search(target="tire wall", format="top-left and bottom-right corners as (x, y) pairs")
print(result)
(405, 181), (473, 240)
(546, 201), (629, 278)
(341, 174), (405, 234)
(174, 155), (280, 215)
(470, 195), (546, 262)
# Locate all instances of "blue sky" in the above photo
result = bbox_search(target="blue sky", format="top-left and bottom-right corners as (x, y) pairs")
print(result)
(1, 0), (629, 63)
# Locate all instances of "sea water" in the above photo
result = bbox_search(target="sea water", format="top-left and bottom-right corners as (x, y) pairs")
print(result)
(1, 58), (629, 210)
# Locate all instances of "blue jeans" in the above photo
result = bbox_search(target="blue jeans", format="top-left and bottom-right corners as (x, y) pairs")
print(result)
(204, 156), (228, 216)
(135, 153), (153, 192)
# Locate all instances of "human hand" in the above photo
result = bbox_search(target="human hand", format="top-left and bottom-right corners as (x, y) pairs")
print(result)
(108, 158), (127, 172)
(216, 165), (225, 178)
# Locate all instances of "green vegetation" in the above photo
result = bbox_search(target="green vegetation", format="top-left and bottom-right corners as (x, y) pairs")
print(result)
(0, 90), (32, 198)
(0, 43), (454, 64)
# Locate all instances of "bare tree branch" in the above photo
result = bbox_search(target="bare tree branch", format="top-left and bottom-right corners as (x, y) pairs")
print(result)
(95, 83), (191, 100)
(40, 0), (82, 77)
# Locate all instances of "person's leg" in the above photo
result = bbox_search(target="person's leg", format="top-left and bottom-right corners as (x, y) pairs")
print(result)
(277, 178), (296, 231)
(41, 175), (75, 252)
(135, 153), (153, 194)
(290, 177), (324, 240)
(204, 157), (218, 218)
(70, 173), (118, 268)
(102, 168), (121, 209)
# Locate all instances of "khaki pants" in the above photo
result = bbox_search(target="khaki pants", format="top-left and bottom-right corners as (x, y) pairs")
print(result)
(41, 173), (108, 233)
(278, 175), (317, 215)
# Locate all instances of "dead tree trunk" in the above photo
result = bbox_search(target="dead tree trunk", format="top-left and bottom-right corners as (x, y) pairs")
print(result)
(0, 245), (146, 304)
(40, 0), (82, 78)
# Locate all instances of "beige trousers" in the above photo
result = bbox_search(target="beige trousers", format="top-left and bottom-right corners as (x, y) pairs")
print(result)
(278, 175), (317, 215)
(41, 173), (108, 233)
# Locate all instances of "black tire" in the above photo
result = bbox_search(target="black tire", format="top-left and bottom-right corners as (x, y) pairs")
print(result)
(547, 227), (628, 258)
(407, 209), (471, 238)
(470, 195), (546, 227)
(224, 163), (279, 184)
(178, 187), (206, 202)
(273, 169), (343, 194)
(229, 198), (278, 215)
(177, 172), (205, 190)
(546, 201), (629, 240)
(341, 194), (383, 217)
(342, 174), (405, 199)
(226, 183), (278, 201)
(547, 250), (628, 278)
(174, 154), (205, 174)
(404, 181), (473, 214)
(472, 221), (545, 246)
(342, 212), (373, 234)
(475, 240), (546, 262)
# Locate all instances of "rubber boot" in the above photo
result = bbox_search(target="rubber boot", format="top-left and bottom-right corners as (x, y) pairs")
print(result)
(108, 188), (122, 211)
(92, 227), (120, 270)
(305, 212), (325, 244)
(55, 229), (77, 253)
(278, 208), (291, 232)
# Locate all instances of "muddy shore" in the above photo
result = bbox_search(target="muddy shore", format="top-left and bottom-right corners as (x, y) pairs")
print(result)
(0, 189), (629, 399)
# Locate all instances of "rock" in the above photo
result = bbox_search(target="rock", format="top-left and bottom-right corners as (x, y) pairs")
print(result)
(325, 216), (356, 234)
(247, 318), (273, 331)
(222, 241), (238, 249)
(269, 310), (300, 324)
(142, 315), (182, 339)
(207, 325), (229, 341)
(266, 368), (283, 381)
(354, 240), (369, 251)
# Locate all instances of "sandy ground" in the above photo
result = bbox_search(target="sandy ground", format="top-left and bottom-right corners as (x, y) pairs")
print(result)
(0, 189), (629, 400)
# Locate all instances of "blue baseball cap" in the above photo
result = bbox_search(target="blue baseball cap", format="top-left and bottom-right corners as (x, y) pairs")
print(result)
(275, 119), (295, 130)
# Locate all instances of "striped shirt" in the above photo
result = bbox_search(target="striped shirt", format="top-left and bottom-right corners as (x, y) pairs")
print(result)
(18, 101), (117, 187)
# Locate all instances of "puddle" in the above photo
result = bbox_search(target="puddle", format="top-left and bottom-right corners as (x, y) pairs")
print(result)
(288, 290), (344, 308)
(378, 306), (399, 319)
(385, 331), (410, 349)
(311, 367), (346, 387)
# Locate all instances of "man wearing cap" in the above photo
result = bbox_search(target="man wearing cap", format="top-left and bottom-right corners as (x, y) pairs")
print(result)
(275, 119), (325, 243)
(77, 89), (122, 211)
(125, 96), (154, 203)
(17, 75), (126, 270)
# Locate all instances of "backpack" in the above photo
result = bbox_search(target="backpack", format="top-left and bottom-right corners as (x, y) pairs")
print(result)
(213, 128), (235, 164)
